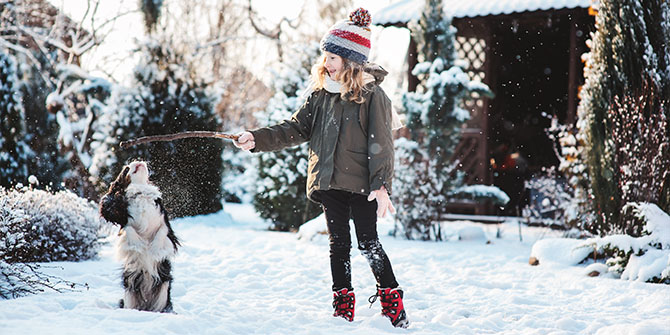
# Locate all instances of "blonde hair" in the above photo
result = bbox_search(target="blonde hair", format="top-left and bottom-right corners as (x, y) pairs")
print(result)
(310, 55), (370, 104)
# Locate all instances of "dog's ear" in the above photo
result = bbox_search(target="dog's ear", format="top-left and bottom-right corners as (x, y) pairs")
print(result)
(109, 166), (131, 192)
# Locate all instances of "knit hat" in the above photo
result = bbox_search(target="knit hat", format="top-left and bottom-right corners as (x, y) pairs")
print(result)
(320, 8), (372, 64)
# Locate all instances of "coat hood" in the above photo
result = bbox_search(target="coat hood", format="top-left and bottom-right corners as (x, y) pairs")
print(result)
(364, 63), (388, 85)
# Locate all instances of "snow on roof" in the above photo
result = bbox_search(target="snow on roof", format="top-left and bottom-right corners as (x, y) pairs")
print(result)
(372, 0), (593, 25)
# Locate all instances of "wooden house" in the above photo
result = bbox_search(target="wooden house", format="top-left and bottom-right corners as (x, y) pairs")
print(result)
(374, 0), (595, 215)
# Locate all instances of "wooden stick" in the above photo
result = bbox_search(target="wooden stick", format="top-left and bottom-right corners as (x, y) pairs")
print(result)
(119, 131), (239, 149)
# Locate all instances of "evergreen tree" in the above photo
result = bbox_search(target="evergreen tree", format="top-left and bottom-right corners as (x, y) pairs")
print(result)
(0, 52), (31, 188)
(1, 0), (75, 191)
(45, 64), (114, 200)
(91, 39), (224, 217)
(20, 65), (70, 191)
(252, 43), (322, 231)
(393, 0), (492, 240)
(576, 0), (670, 235)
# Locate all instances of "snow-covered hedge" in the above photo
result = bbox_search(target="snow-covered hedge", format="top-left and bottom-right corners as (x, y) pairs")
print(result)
(531, 202), (670, 284)
(0, 186), (107, 263)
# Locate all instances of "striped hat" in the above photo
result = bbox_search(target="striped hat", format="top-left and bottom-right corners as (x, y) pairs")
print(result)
(320, 8), (372, 64)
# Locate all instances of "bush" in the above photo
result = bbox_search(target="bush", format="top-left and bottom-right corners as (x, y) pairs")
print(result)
(0, 261), (81, 299)
(0, 186), (107, 263)
(607, 82), (669, 236)
(580, 203), (670, 284)
(522, 168), (573, 229)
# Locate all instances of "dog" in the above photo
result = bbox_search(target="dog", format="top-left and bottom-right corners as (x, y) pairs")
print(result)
(100, 161), (180, 313)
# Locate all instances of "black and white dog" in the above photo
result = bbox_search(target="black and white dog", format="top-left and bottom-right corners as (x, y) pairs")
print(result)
(100, 161), (180, 313)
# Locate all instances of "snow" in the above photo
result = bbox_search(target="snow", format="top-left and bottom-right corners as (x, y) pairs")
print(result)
(55, 111), (74, 147)
(1, 203), (669, 334)
(531, 203), (670, 283)
(452, 184), (510, 206)
(467, 80), (490, 92)
(621, 249), (670, 282)
(46, 91), (64, 108)
(295, 214), (327, 241)
(632, 203), (670, 248)
(530, 238), (593, 266)
(455, 226), (486, 241)
(373, 0), (592, 25)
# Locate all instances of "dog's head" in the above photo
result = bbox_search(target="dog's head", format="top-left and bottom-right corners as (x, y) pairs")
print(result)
(108, 160), (150, 193)
(101, 160), (152, 228)
(127, 161), (150, 185)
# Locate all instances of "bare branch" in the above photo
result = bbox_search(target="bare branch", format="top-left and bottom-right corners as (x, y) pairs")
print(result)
(247, 0), (280, 39)
(245, 0), (304, 62)
(76, 0), (93, 36)
(120, 131), (240, 149)
(0, 262), (85, 300)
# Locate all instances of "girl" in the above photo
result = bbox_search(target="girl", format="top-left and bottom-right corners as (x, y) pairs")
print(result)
(234, 8), (408, 328)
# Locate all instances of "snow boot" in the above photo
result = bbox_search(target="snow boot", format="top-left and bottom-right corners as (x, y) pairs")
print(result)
(332, 288), (355, 322)
(369, 287), (409, 328)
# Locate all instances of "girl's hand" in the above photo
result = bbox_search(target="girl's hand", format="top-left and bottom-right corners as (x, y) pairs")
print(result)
(367, 185), (396, 218)
(233, 131), (255, 151)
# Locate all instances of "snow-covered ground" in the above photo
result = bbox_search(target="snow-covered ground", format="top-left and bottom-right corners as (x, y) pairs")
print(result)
(1, 203), (669, 335)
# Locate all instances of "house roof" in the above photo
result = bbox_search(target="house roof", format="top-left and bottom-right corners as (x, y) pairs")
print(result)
(372, 0), (593, 26)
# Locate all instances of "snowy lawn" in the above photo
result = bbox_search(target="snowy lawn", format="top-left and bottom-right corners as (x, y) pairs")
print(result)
(1, 203), (669, 335)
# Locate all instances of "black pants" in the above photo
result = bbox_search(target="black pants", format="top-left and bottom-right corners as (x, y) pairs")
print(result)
(319, 189), (399, 291)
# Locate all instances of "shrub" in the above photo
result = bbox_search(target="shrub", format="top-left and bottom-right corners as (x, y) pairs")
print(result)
(0, 186), (107, 263)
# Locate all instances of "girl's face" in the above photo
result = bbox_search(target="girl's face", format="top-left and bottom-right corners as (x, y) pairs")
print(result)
(324, 52), (344, 79)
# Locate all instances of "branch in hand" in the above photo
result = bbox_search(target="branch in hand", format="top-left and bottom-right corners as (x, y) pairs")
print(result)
(119, 131), (239, 149)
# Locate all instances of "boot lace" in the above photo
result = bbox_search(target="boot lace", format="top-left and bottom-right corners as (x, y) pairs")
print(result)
(333, 290), (354, 320)
(369, 289), (402, 320)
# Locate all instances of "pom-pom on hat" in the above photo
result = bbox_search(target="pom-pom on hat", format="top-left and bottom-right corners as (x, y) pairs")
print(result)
(320, 8), (372, 64)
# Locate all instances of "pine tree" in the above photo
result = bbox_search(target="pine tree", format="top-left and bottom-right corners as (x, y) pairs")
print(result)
(252, 43), (323, 231)
(393, 0), (492, 240)
(1, 2), (71, 191)
(91, 39), (224, 217)
(576, 0), (670, 235)
(21, 68), (71, 192)
(0, 52), (31, 188)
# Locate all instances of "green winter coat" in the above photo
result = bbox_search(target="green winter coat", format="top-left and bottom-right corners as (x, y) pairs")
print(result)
(250, 68), (394, 203)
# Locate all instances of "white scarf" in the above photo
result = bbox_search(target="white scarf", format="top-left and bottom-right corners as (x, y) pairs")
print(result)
(323, 73), (344, 94)
(320, 74), (404, 130)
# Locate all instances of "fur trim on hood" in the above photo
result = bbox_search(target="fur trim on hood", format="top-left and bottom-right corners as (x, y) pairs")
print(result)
(364, 63), (388, 85)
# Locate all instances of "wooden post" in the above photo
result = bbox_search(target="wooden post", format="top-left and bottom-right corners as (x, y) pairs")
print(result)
(481, 21), (494, 186)
(566, 10), (581, 125)
(407, 36), (419, 92)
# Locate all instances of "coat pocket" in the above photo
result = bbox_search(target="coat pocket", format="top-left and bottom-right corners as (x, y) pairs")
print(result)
(340, 149), (368, 177)
(345, 149), (368, 167)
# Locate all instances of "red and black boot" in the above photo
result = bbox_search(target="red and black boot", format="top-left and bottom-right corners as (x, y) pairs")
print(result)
(369, 287), (409, 328)
(332, 288), (355, 322)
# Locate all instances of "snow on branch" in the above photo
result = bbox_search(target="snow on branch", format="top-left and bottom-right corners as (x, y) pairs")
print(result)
(0, 262), (86, 300)
(530, 203), (670, 284)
